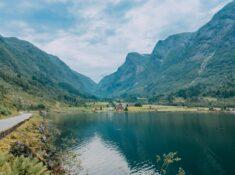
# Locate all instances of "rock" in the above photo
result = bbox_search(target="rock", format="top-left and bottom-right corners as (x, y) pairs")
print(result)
(9, 141), (33, 158)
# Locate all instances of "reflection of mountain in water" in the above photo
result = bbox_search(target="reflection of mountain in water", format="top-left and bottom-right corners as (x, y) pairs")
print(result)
(51, 112), (235, 175)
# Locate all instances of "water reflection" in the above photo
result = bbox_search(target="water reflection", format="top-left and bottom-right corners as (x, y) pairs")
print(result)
(51, 112), (235, 175)
(76, 134), (130, 175)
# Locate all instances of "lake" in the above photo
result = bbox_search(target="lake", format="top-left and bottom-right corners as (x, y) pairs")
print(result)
(51, 112), (235, 175)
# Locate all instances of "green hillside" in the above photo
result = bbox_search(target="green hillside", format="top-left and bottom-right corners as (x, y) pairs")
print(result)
(0, 36), (97, 116)
(97, 1), (235, 104)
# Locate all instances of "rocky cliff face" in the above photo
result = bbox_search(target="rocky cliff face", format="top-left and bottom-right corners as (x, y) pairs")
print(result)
(97, 1), (235, 98)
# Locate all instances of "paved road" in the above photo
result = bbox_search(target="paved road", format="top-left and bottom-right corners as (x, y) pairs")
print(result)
(0, 113), (32, 133)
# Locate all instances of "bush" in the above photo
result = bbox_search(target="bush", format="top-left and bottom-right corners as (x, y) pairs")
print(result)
(27, 103), (47, 111)
(36, 104), (46, 110)
(0, 106), (11, 116)
(0, 153), (50, 175)
(9, 141), (33, 158)
(0, 84), (7, 100)
(134, 103), (142, 107)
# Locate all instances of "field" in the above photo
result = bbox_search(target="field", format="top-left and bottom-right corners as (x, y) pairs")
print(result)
(128, 105), (219, 113)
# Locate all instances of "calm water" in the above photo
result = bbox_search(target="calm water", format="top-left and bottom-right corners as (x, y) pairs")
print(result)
(51, 112), (235, 175)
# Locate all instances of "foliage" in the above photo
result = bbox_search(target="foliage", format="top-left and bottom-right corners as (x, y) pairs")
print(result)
(124, 105), (128, 112)
(147, 92), (235, 108)
(0, 35), (96, 107)
(0, 153), (50, 175)
(9, 141), (33, 158)
(28, 103), (47, 111)
(175, 84), (205, 99)
(0, 116), (66, 174)
(0, 106), (11, 116)
(134, 103), (142, 107)
(156, 152), (184, 175)
(0, 84), (7, 100)
(0, 117), (44, 152)
(58, 82), (81, 96)
(96, 2), (235, 101)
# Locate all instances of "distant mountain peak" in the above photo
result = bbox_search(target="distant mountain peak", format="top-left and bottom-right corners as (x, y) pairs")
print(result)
(212, 0), (235, 20)
(125, 52), (148, 65)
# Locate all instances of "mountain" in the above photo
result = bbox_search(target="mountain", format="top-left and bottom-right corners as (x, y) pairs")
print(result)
(96, 52), (151, 97)
(97, 1), (235, 99)
(0, 36), (96, 103)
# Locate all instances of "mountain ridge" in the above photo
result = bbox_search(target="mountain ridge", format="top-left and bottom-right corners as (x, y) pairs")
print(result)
(97, 1), (235, 99)
(0, 35), (97, 104)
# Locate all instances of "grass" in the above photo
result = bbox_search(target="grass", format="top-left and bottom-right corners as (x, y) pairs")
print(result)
(50, 104), (93, 114)
(49, 103), (223, 115)
(0, 114), (65, 174)
(50, 102), (228, 114)
(0, 110), (15, 120)
(128, 105), (214, 113)
(0, 115), (44, 153)
(50, 101), (110, 114)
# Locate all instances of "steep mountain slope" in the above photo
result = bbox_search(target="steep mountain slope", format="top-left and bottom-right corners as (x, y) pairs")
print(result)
(0, 36), (96, 102)
(97, 1), (235, 98)
(97, 52), (151, 97)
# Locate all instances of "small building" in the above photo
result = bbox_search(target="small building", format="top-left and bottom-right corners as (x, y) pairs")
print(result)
(115, 103), (124, 112)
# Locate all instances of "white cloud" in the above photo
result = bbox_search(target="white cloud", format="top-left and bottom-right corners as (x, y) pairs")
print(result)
(45, 0), (230, 82)
(0, 0), (231, 82)
(40, 32), (125, 82)
(116, 0), (214, 53)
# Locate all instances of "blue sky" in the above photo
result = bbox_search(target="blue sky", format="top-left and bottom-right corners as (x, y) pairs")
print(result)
(0, 0), (232, 82)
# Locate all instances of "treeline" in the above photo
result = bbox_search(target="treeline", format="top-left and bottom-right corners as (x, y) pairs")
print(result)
(0, 68), (95, 110)
(121, 82), (235, 108)
(174, 83), (235, 99)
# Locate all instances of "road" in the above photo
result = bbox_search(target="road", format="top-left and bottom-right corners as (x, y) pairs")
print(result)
(0, 112), (32, 133)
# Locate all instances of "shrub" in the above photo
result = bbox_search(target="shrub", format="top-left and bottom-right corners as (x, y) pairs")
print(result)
(27, 103), (47, 111)
(0, 84), (7, 100)
(134, 103), (142, 107)
(9, 141), (33, 158)
(0, 106), (11, 116)
(0, 153), (50, 175)
(36, 103), (46, 110)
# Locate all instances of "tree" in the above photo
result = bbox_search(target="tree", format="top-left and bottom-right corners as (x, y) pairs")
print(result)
(0, 84), (7, 100)
(124, 104), (128, 112)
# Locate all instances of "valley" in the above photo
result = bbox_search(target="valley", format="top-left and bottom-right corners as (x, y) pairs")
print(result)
(0, 1), (234, 175)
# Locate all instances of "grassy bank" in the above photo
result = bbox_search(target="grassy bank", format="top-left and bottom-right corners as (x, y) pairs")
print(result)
(0, 114), (64, 174)
(0, 115), (43, 152)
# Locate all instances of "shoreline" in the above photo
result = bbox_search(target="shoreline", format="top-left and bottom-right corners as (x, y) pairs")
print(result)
(0, 113), (65, 174)
(50, 104), (235, 115)
(0, 105), (233, 174)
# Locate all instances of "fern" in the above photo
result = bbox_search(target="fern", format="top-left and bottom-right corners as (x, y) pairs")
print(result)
(0, 153), (50, 175)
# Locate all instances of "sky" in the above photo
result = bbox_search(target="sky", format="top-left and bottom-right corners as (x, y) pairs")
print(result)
(0, 0), (232, 82)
